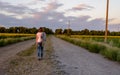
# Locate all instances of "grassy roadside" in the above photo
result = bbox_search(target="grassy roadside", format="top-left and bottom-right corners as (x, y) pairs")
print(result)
(0, 33), (35, 39)
(0, 36), (35, 47)
(57, 35), (120, 62)
(0, 33), (35, 47)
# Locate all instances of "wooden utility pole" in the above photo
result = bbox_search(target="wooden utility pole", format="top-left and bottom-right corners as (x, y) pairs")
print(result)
(104, 0), (109, 42)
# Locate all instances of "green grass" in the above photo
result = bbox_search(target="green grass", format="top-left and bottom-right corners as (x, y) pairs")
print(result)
(0, 33), (35, 47)
(70, 35), (120, 48)
(0, 36), (35, 47)
(0, 33), (35, 39)
(117, 51), (120, 62)
(100, 48), (119, 61)
(88, 43), (106, 53)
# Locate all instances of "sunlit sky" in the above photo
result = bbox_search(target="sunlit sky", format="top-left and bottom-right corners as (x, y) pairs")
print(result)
(0, 0), (120, 31)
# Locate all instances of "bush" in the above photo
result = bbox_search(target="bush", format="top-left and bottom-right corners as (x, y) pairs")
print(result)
(0, 36), (35, 47)
(0, 39), (5, 46)
(88, 43), (106, 53)
(101, 48), (119, 61)
(88, 44), (99, 53)
(74, 40), (81, 46)
(83, 41), (91, 50)
(117, 51), (120, 62)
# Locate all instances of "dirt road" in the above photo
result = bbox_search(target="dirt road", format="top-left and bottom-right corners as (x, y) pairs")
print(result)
(51, 36), (120, 75)
(0, 39), (35, 65)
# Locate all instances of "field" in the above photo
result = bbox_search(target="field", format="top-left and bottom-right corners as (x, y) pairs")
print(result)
(0, 33), (35, 47)
(70, 35), (120, 48)
(57, 35), (120, 62)
(0, 33), (35, 38)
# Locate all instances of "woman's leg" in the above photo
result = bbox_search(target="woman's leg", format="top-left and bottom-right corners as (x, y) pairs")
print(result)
(37, 43), (41, 58)
(41, 46), (43, 58)
(41, 42), (45, 58)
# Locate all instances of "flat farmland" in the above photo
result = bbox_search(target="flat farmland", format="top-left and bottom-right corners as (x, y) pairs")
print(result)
(0, 33), (35, 47)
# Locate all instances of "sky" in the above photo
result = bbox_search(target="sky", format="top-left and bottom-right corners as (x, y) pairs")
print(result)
(0, 0), (120, 31)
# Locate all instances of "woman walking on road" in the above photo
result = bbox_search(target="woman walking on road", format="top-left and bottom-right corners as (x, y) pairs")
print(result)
(36, 27), (46, 60)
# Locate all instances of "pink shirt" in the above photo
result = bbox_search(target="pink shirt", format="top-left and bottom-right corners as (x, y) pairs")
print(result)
(36, 32), (43, 43)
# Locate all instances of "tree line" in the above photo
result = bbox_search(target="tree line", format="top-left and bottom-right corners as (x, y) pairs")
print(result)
(0, 26), (53, 34)
(1, 26), (120, 36)
(55, 28), (120, 36)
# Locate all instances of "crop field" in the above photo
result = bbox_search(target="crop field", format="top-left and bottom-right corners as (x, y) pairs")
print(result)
(58, 35), (120, 48)
(0, 33), (35, 39)
(0, 33), (35, 47)
(70, 35), (120, 48)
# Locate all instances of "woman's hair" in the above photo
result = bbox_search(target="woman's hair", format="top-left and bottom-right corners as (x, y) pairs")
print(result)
(38, 27), (43, 32)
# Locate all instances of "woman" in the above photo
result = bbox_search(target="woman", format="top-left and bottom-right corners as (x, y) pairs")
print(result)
(36, 27), (44, 60)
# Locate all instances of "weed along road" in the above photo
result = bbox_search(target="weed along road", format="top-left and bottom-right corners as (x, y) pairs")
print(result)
(0, 39), (35, 65)
(51, 36), (120, 75)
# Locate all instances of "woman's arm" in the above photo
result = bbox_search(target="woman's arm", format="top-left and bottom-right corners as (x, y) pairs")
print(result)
(36, 34), (38, 45)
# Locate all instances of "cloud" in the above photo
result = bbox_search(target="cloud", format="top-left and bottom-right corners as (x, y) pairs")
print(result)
(33, 12), (42, 19)
(108, 18), (120, 25)
(0, 1), (33, 14)
(42, 1), (63, 13)
(69, 4), (94, 11)
(0, 14), (20, 27)
(32, 1), (63, 19)
(109, 24), (120, 31)
(0, 9), (109, 31)
(27, 0), (45, 5)
(0, 0), (64, 28)
(0, 1), (36, 19)
(0, 24), (5, 27)
(0, 0), (119, 31)
(0, 9), (117, 31)
(34, 0), (45, 1)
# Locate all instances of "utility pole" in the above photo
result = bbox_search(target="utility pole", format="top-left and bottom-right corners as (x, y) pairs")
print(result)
(104, 0), (109, 42)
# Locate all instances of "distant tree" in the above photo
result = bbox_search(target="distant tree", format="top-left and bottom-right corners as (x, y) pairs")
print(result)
(80, 29), (89, 35)
(89, 30), (95, 35)
(63, 29), (67, 34)
(18, 27), (27, 33)
(28, 27), (37, 34)
(44, 27), (53, 34)
(55, 29), (62, 34)
(110, 31), (120, 36)
(0, 27), (6, 33)
(63, 29), (72, 36)
(8, 27), (16, 33)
